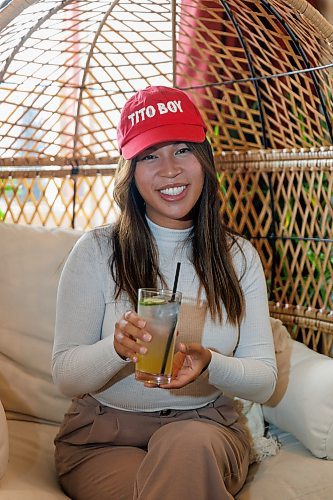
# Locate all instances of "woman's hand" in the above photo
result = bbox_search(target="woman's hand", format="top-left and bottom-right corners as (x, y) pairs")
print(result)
(160, 342), (212, 389)
(114, 311), (151, 363)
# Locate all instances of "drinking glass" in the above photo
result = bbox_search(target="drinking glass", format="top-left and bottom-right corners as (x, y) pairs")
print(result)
(135, 288), (182, 385)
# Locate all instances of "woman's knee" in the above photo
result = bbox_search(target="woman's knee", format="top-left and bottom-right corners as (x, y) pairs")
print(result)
(149, 420), (221, 452)
(60, 446), (146, 500)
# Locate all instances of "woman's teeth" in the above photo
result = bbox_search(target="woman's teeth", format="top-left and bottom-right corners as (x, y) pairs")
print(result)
(160, 185), (186, 196)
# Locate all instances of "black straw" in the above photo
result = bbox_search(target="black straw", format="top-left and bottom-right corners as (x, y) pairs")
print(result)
(171, 262), (181, 302)
(160, 262), (181, 375)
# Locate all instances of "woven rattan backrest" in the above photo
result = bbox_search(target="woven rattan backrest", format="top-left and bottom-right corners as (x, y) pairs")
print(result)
(0, 0), (332, 355)
(2, 161), (332, 355)
(176, 0), (333, 154)
(217, 149), (333, 356)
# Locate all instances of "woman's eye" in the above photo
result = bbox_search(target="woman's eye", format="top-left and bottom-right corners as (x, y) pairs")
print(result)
(137, 153), (156, 162)
(176, 147), (191, 155)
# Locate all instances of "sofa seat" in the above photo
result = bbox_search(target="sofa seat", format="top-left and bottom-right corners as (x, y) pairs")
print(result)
(238, 428), (333, 499)
(1, 223), (332, 499)
(2, 418), (333, 499)
(1, 420), (68, 499)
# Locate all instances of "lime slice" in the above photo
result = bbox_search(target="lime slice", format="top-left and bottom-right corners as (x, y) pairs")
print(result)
(140, 297), (167, 306)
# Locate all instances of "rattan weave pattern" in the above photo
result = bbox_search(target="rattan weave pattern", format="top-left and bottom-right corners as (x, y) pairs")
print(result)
(1, 159), (332, 355)
(0, 0), (173, 166)
(0, 168), (118, 228)
(0, 0), (332, 355)
(0, 0), (332, 165)
(2, 154), (332, 306)
(176, 0), (333, 154)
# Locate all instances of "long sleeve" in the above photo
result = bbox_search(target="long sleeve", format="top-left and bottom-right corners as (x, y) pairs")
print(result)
(207, 242), (277, 403)
(52, 220), (277, 412)
(52, 230), (129, 397)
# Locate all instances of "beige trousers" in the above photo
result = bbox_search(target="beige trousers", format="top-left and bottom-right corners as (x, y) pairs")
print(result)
(54, 394), (250, 500)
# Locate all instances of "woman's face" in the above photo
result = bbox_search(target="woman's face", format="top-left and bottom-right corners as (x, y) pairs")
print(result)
(134, 142), (205, 229)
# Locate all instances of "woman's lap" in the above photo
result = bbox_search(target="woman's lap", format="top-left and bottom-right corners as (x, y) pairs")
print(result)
(55, 395), (250, 500)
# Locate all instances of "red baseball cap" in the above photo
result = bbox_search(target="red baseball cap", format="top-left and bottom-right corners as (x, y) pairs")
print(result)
(117, 85), (207, 159)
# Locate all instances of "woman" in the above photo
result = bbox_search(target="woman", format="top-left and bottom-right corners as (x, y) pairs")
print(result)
(52, 85), (277, 500)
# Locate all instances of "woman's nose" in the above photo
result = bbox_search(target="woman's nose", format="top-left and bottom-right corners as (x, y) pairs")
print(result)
(159, 157), (182, 177)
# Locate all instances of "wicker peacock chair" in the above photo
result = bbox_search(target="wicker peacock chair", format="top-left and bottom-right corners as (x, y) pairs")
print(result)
(0, 0), (332, 354)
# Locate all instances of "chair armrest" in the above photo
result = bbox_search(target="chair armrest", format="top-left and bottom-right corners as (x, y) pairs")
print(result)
(0, 400), (9, 479)
(263, 338), (333, 459)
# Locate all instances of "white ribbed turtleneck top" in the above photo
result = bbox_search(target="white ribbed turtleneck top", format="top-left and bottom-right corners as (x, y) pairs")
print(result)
(52, 218), (276, 411)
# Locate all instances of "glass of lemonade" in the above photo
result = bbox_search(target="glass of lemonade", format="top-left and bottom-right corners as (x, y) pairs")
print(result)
(135, 288), (182, 385)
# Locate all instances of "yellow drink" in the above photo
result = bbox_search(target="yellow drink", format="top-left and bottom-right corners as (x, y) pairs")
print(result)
(135, 289), (181, 385)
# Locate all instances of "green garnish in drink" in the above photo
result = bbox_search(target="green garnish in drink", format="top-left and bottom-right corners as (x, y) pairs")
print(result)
(139, 297), (167, 306)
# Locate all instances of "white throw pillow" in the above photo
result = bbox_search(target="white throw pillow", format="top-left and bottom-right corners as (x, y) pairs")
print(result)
(263, 338), (333, 459)
(236, 317), (289, 463)
(0, 400), (9, 479)
(0, 223), (82, 424)
(236, 399), (280, 464)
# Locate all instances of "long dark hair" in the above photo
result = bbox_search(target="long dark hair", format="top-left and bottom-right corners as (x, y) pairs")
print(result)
(110, 138), (244, 325)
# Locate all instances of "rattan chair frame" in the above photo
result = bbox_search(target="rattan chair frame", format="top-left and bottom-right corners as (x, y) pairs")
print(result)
(0, 0), (332, 355)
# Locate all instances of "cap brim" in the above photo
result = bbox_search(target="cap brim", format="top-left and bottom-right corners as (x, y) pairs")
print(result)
(121, 124), (206, 160)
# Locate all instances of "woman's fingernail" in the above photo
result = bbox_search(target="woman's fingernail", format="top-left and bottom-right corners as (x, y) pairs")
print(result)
(139, 346), (147, 354)
(143, 333), (152, 342)
(138, 320), (146, 328)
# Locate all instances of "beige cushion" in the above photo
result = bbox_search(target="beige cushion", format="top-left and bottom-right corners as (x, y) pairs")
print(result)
(263, 338), (333, 459)
(4, 419), (333, 500)
(237, 430), (333, 499)
(0, 223), (82, 424)
(0, 400), (9, 480)
(2, 420), (69, 498)
(236, 317), (290, 463)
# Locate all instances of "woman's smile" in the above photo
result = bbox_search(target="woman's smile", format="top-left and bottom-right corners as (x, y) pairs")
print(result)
(158, 183), (188, 199)
(134, 142), (204, 229)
